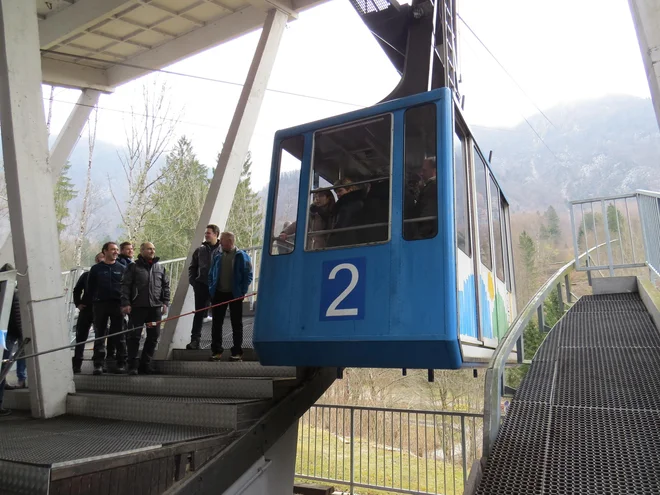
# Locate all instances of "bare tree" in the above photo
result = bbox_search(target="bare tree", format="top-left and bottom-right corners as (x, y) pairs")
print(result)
(109, 78), (180, 242)
(74, 106), (98, 266)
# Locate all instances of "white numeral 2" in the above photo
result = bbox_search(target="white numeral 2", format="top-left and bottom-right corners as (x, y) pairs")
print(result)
(326, 263), (359, 317)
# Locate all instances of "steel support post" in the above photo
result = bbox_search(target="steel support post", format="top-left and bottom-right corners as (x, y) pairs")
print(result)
(557, 282), (564, 314)
(565, 274), (572, 303)
(158, 9), (288, 358)
(628, 0), (660, 131)
(0, 0), (73, 417)
(0, 89), (101, 267)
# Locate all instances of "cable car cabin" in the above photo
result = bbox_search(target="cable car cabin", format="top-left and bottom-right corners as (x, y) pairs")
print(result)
(254, 88), (516, 370)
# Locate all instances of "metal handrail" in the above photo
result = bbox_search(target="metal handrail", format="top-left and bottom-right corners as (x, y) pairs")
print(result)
(482, 243), (605, 457)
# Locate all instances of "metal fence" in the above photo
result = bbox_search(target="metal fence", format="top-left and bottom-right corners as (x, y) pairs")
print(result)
(60, 246), (263, 341)
(569, 193), (646, 276)
(637, 190), (660, 279)
(296, 404), (483, 495)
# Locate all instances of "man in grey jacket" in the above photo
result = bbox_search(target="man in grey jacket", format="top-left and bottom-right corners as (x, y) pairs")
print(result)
(186, 224), (221, 349)
(121, 242), (170, 375)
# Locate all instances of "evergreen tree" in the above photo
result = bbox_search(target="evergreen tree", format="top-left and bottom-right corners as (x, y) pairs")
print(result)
(54, 162), (76, 234)
(143, 136), (210, 261)
(519, 231), (537, 300)
(606, 204), (625, 237)
(542, 206), (561, 243)
(226, 152), (264, 248)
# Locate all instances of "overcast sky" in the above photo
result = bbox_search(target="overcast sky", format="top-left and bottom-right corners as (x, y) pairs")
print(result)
(46, 0), (651, 191)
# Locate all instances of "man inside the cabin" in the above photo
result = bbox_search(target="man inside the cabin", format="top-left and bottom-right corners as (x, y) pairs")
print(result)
(207, 232), (253, 362)
(413, 157), (438, 239)
(121, 242), (170, 375)
(86, 242), (127, 375)
(186, 224), (222, 350)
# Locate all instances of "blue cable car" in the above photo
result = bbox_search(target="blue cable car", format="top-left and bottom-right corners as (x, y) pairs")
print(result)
(254, 88), (516, 369)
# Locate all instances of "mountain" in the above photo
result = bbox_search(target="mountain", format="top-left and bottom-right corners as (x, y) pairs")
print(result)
(472, 95), (660, 211)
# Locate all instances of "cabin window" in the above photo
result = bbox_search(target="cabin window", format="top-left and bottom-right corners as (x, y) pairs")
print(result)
(403, 104), (438, 240)
(474, 150), (492, 269)
(454, 129), (471, 255)
(490, 176), (505, 282)
(502, 195), (513, 291)
(306, 115), (392, 251)
(270, 135), (304, 256)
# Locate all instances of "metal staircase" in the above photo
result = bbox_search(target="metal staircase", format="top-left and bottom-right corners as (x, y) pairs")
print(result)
(0, 315), (335, 495)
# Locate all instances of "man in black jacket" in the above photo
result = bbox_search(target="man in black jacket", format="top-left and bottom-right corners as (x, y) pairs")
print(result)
(121, 242), (170, 374)
(86, 242), (127, 374)
(71, 252), (103, 373)
(186, 224), (221, 350)
(117, 242), (134, 267)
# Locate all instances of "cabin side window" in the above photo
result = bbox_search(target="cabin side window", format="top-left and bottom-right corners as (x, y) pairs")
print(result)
(270, 136), (304, 256)
(403, 104), (438, 240)
(502, 194), (513, 291)
(306, 115), (392, 251)
(454, 129), (471, 255)
(490, 176), (505, 282)
(474, 150), (492, 269)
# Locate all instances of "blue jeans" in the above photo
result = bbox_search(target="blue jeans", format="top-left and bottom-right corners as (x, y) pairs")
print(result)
(3, 338), (25, 381)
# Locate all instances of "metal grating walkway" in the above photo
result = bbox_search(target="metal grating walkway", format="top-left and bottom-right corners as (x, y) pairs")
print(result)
(477, 293), (660, 494)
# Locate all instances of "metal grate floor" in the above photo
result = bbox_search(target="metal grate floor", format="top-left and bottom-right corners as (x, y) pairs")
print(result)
(477, 292), (660, 494)
(0, 413), (229, 465)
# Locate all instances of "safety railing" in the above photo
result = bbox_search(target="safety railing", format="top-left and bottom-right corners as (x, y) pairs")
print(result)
(637, 190), (660, 279)
(296, 404), (483, 495)
(569, 192), (648, 276)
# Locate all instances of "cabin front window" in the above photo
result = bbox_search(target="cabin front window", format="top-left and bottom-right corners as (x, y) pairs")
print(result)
(270, 135), (304, 256)
(306, 115), (392, 251)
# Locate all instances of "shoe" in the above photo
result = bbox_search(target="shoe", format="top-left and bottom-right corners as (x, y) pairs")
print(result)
(128, 369), (138, 376)
(115, 366), (127, 374)
(72, 367), (81, 374)
(0, 408), (11, 416)
(106, 354), (116, 361)
(93, 366), (103, 375)
(15, 379), (26, 389)
(209, 353), (223, 362)
(186, 341), (200, 350)
(229, 354), (243, 362)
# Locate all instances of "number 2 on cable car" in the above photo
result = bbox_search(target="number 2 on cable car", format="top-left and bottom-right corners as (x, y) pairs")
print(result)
(320, 258), (366, 321)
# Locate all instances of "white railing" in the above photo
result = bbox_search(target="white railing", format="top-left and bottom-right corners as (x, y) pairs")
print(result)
(569, 191), (651, 276)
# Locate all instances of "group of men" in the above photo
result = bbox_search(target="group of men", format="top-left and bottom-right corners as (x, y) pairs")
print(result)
(185, 226), (254, 362)
(72, 241), (170, 375)
(72, 225), (254, 375)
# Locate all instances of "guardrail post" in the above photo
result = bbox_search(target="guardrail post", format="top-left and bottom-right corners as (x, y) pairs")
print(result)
(557, 282), (564, 314)
(461, 415), (468, 485)
(564, 274), (572, 303)
(349, 408), (355, 494)
(516, 335), (524, 363)
(537, 305), (546, 333)
(600, 200), (616, 276)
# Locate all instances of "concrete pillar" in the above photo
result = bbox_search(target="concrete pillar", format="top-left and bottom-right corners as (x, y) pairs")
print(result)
(0, 88), (101, 268)
(0, 0), (73, 417)
(629, 0), (660, 130)
(158, 9), (288, 357)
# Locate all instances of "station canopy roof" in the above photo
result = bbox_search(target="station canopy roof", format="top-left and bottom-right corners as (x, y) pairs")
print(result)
(37, 0), (325, 92)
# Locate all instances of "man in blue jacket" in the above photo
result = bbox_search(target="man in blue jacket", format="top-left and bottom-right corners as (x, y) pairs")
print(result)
(86, 242), (127, 374)
(207, 232), (253, 361)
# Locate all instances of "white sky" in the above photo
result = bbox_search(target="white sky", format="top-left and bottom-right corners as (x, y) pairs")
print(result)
(46, 0), (651, 191)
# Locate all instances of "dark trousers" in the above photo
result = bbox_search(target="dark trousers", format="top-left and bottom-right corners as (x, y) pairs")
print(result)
(73, 306), (94, 368)
(190, 282), (210, 342)
(92, 301), (126, 366)
(211, 291), (243, 356)
(127, 307), (162, 370)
